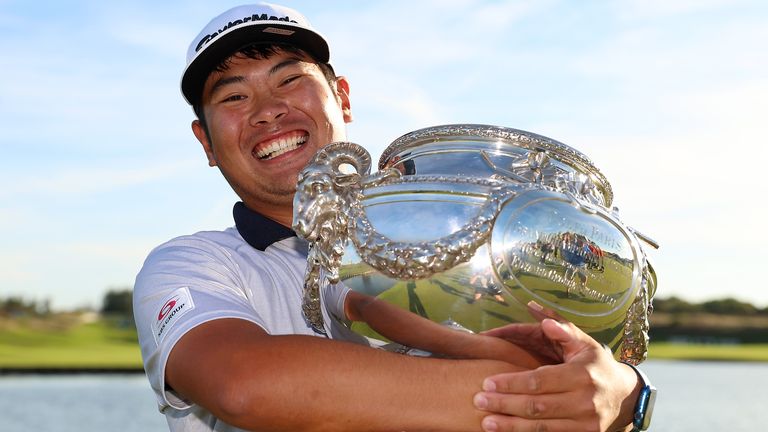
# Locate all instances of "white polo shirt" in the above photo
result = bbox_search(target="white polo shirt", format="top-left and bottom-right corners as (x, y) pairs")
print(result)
(133, 202), (363, 432)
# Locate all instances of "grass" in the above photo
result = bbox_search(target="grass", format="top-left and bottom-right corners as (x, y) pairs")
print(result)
(647, 342), (768, 362)
(2, 314), (767, 369)
(0, 315), (143, 369)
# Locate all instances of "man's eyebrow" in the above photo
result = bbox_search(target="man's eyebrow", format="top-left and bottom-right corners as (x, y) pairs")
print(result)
(268, 58), (305, 76)
(208, 57), (310, 97)
(209, 75), (246, 96)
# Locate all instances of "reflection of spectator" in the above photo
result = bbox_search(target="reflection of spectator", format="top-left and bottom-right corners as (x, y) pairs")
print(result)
(586, 243), (605, 271)
(561, 237), (588, 294)
(539, 240), (554, 263)
(402, 158), (416, 175)
(468, 269), (507, 304)
(388, 156), (417, 175)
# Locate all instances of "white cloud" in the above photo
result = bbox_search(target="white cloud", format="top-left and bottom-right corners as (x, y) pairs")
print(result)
(0, 159), (200, 198)
(467, 0), (552, 28)
(0, 207), (26, 227)
(663, 79), (768, 136)
(0, 254), (38, 287)
(97, 4), (192, 58)
(324, 0), (539, 72)
(363, 81), (443, 125)
(53, 240), (151, 263)
(612, 0), (749, 21)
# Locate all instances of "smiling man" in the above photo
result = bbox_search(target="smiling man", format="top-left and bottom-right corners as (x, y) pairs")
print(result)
(133, 3), (647, 432)
(191, 48), (350, 225)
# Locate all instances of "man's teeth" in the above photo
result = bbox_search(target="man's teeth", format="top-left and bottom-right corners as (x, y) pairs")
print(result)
(256, 135), (307, 160)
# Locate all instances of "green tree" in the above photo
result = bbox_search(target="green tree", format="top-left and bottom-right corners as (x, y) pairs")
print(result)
(101, 288), (134, 318)
(701, 297), (757, 315)
(0, 296), (47, 317)
(652, 296), (702, 313)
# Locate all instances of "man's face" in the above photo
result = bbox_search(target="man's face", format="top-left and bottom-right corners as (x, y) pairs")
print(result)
(192, 49), (352, 219)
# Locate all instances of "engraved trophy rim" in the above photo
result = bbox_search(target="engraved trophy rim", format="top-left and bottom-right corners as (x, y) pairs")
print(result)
(379, 124), (614, 207)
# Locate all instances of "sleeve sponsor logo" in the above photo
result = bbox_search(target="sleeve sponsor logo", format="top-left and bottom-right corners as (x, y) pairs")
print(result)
(152, 287), (195, 345)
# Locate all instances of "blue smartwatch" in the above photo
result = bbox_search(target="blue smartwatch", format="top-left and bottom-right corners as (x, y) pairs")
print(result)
(622, 361), (657, 431)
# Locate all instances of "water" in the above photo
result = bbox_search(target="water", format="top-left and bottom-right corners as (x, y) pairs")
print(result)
(1, 361), (766, 431)
(1, 374), (167, 431)
(641, 360), (768, 431)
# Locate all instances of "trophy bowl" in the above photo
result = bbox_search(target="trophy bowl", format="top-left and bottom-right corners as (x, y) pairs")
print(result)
(293, 124), (657, 364)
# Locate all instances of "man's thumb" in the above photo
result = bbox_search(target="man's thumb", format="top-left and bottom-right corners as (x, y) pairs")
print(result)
(540, 318), (590, 361)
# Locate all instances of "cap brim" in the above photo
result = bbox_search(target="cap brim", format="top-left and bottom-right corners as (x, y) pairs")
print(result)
(181, 23), (329, 105)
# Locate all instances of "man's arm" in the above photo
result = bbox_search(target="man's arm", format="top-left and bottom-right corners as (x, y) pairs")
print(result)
(166, 317), (523, 432)
(344, 291), (542, 368)
(339, 292), (640, 431)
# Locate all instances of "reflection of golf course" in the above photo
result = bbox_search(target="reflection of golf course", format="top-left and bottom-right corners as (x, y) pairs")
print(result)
(341, 257), (631, 351)
(512, 246), (636, 315)
(343, 262), (532, 341)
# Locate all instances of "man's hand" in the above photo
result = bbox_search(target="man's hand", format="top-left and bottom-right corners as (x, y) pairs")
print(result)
(474, 318), (640, 432)
(481, 321), (562, 365)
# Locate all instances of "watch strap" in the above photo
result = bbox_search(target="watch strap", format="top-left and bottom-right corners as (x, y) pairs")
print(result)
(621, 361), (656, 431)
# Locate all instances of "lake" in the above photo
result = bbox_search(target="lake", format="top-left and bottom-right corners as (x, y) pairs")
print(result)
(1, 360), (765, 431)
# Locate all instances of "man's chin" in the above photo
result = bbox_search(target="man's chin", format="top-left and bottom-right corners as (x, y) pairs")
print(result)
(260, 186), (299, 206)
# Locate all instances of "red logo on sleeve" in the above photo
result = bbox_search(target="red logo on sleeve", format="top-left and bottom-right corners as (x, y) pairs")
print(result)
(158, 297), (179, 321)
(151, 287), (195, 344)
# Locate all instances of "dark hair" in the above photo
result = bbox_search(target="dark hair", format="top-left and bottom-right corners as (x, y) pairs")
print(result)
(192, 43), (337, 137)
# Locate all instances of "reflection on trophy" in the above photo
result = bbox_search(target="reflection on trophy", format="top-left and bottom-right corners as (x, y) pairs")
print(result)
(293, 124), (658, 365)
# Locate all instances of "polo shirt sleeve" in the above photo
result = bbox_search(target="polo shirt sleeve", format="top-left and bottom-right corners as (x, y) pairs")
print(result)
(321, 276), (349, 321)
(133, 235), (263, 411)
(320, 278), (374, 346)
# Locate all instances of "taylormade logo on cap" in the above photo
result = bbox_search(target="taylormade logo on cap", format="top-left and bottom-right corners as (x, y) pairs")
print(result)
(180, 3), (331, 105)
(195, 13), (300, 53)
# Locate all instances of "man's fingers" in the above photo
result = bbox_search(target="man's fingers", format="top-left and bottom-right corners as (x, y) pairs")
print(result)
(480, 415), (595, 432)
(481, 363), (593, 395)
(474, 391), (573, 418)
(480, 323), (562, 363)
(474, 391), (603, 431)
(526, 300), (565, 322)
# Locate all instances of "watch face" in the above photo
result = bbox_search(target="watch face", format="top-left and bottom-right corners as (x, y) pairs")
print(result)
(641, 387), (657, 430)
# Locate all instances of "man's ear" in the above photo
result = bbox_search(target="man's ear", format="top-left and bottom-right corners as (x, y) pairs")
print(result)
(192, 120), (217, 167)
(335, 76), (353, 123)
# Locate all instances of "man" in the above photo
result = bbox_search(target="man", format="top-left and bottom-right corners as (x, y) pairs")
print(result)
(134, 3), (650, 431)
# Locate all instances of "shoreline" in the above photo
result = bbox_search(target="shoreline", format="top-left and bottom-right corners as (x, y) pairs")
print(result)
(2, 354), (766, 376)
(0, 367), (145, 375)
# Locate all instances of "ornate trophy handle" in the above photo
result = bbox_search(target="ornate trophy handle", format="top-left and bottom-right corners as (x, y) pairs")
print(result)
(293, 142), (371, 334)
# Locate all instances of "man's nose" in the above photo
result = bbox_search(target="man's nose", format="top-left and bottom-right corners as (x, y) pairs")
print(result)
(248, 96), (288, 126)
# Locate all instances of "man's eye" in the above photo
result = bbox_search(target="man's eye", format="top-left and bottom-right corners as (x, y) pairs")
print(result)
(281, 75), (301, 86)
(222, 94), (246, 102)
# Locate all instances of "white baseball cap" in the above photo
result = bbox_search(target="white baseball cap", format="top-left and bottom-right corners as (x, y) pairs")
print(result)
(181, 3), (330, 105)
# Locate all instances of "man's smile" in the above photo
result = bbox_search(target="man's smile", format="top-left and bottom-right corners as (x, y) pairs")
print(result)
(253, 131), (308, 161)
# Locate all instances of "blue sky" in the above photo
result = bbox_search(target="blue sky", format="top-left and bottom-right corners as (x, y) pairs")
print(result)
(1, 0), (767, 310)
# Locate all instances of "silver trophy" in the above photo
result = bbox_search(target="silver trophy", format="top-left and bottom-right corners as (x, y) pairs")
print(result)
(293, 124), (658, 364)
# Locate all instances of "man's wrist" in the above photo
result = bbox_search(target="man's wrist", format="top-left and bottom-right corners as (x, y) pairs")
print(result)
(620, 361), (657, 431)
(609, 360), (643, 431)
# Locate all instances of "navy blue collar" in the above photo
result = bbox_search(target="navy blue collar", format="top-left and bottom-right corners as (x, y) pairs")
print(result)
(233, 202), (296, 251)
